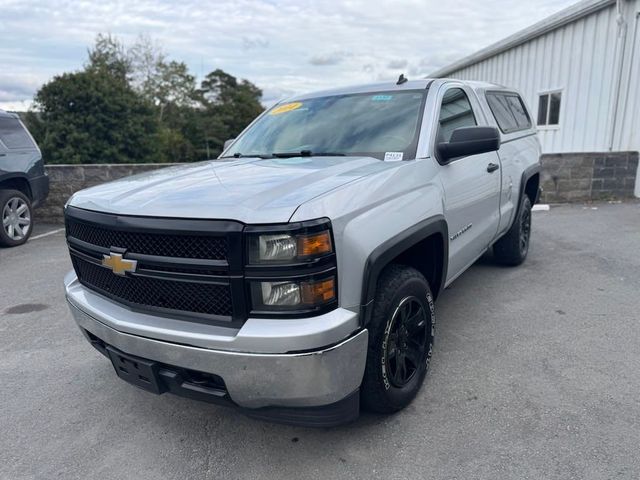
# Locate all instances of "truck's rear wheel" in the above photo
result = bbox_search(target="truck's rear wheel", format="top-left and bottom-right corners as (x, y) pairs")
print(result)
(0, 190), (33, 247)
(493, 194), (532, 266)
(361, 265), (435, 413)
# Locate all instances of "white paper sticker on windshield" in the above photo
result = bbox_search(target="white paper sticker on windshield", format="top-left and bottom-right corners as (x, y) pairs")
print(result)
(384, 152), (403, 161)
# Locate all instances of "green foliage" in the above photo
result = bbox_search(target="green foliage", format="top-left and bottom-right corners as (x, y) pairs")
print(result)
(31, 69), (159, 164)
(86, 33), (131, 80)
(198, 69), (264, 156)
(27, 34), (264, 164)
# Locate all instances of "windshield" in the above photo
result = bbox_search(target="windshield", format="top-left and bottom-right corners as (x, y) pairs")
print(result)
(223, 90), (427, 161)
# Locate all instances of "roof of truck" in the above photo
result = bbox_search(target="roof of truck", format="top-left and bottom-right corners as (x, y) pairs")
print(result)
(287, 79), (432, 101)
(283, 78), (509, 103)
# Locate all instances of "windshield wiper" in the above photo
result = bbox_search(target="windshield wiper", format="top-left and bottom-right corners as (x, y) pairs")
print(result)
(220, 150), (346, 159)
(271, 150), (345, 158)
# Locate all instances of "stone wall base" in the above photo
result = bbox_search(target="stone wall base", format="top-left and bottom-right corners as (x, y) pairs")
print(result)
(36, 164), (180, 224)
(540, 151), (638, 203)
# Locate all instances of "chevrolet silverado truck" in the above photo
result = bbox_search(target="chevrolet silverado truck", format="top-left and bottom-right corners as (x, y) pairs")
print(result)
(64, 78), (541, 426)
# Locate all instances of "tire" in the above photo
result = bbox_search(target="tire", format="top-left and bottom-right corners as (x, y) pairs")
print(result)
(361, 264), (435, 413)
(493, 194), (532, 266)
(0, 190), (34, 247)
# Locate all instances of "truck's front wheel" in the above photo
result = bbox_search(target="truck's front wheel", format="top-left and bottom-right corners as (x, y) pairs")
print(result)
(361, 265), (435, 413)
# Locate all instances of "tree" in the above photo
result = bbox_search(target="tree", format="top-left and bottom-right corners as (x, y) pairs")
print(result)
(86, 33), (131, 81)
(146, 61), (198, 121)
(198, 69), (264, 155)
(31, 68), (159, 164)
(128, 34), (165, 94)
(128, 35), (197, 118)
(26, 34), (265, 164)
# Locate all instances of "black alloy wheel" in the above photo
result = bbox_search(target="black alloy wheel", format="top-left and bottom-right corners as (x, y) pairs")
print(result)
(384, 296), (429, 388)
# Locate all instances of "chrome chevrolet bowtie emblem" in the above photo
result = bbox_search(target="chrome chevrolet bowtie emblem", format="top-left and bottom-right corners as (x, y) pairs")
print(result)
(102, 252), (137, 276)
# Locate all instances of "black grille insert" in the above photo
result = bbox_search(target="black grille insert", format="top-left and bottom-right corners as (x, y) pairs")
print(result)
(67, 219), (228, 260)
(72, 256), (233, 318)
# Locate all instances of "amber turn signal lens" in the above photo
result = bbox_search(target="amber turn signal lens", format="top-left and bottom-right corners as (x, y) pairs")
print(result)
(297, 231), (332, 257)
(301, 277), (336, 304)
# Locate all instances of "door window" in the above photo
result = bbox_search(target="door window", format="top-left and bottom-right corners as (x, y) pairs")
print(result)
(437, 88), (477, 144)
(0, 117), (35, 149)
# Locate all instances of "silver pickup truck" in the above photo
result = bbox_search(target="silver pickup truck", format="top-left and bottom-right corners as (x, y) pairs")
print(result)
(64, 78), (541, 426)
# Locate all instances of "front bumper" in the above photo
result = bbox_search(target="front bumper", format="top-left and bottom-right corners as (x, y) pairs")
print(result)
(66, 276), (368, 421)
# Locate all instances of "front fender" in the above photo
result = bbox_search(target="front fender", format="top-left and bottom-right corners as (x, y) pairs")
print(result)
(290, 159), (445, 318)
(358, 214), (448, 326)
(338, 185), (444, 313)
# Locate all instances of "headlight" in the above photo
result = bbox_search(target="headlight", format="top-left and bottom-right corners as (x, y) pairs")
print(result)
(245, 219), (337, 316)
(251, 276), (336, 310)
(259, 280), (301, 306)
(248, 230), (333, 264)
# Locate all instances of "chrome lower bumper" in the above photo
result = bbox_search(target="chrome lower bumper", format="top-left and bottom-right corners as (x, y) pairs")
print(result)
(67, 300), (368, 410)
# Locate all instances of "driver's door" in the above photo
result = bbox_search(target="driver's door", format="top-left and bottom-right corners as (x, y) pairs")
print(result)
(434, 85), (502, 282)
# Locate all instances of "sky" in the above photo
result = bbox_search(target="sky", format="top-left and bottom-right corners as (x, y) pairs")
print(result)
(0, 0), (578, 111)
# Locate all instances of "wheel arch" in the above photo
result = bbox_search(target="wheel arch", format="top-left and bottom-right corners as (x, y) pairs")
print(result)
(0, 174), (33, 200)
(360, 215), (448, 327)
(520, 164), (541, 206)
(511, 164), (540, 228)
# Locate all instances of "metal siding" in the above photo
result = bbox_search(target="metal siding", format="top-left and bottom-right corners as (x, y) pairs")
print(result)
(443, 3), (630, 154)
(614, 0), (640, 152)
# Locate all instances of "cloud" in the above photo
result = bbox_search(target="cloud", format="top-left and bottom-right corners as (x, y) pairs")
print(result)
(387, 59), (408, 69)
(0, 72), (47, 108)
(309, 52), (346, 66)
(0, 0), (578, 109)
(242, 35), (269, 50)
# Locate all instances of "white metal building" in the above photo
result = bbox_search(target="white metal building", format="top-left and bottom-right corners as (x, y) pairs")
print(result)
(430, 0), (640, 195)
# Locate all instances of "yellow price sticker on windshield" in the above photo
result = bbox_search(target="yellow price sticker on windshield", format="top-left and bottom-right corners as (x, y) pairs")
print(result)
(269, 102), (303, 115)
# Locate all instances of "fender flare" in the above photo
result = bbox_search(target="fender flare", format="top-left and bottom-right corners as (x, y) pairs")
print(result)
(512, 163), (541, 226)
(359, 215), (448, 326)
(520, 163), (541, 203)
(0, 172), (33, 198)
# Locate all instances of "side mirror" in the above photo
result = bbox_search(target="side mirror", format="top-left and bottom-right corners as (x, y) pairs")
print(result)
(223, 138), (235, 151)
(437, 126), (500, 163)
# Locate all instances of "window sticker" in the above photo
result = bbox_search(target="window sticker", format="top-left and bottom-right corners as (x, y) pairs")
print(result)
(384, 152), (403, 161)
(372, 95), (393, 102)
(269, 102), (303, 115)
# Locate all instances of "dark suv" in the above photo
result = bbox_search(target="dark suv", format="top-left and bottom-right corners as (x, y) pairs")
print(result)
(0, 110), (49, 247)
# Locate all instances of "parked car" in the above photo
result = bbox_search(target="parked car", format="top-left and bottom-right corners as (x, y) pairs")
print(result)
(0, 110), (49, 247)
(63, 78), (541, 426)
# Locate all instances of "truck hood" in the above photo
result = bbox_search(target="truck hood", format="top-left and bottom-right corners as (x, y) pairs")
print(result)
(68, 156), (394, 223)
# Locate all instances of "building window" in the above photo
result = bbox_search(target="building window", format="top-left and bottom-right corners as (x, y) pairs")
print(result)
(537, 91), (561, 126)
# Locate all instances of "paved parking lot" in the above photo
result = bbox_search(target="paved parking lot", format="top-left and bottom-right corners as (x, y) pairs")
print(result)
(1, 202), (639, 480)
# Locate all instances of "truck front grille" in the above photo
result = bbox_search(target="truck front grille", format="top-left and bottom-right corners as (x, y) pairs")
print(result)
(65, 207), (245, 324)
(71, 256), (233, 317)
(67, 218), (228, 260)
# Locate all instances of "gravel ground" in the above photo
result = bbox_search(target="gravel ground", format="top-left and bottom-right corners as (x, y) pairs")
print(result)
(1, 202), (639, 480)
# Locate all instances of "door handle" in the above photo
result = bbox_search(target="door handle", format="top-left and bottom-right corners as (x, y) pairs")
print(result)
(487, 163), (499, 173)
(0, 153), (6, 157)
